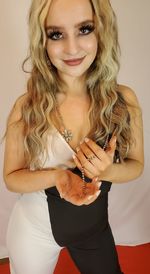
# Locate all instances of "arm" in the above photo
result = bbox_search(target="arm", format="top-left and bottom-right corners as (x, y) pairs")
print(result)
(103, 85), (144, 183)
(73, 85), (144, 184)
(3, 95), (100, 205)
(3, 95), (58, 193)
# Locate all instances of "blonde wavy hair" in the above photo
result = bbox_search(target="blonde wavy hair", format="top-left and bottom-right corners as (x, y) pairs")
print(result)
(17, 0), (131, 168)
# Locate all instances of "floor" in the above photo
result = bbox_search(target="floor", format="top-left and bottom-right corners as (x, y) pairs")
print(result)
(0, 244), (150, 274)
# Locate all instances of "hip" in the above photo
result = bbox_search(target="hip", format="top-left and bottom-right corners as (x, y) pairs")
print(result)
(7, 191), (51, 234)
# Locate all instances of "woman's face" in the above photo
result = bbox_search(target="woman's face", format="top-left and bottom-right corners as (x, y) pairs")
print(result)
(45, 0), (98, 80)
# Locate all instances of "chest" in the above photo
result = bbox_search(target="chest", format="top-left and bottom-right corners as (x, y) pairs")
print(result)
(53, 100), (91, 151)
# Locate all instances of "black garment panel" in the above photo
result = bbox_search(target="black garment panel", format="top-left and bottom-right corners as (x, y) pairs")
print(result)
(45, 167), (112, 246)
(67, 225), (123, 274)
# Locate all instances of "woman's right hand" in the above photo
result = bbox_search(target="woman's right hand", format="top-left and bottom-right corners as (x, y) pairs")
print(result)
(55, 169), (101, 206)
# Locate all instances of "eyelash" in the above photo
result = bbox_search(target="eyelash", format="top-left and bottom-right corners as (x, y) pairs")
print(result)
(47, 24), (95, 41)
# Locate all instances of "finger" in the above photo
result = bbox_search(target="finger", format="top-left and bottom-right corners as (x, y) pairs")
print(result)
(79, 142), (107, 172)
(84, 138), (106, 161)
(72, 153), (92, 175)
(84, 190), (101, 205)
(69, 189), (100, 206)
(72, 154), (95, 179)
(83, 181), (101, 196)
(92, 177), (102, 188)
(72, 154), (82, 169)
(64, 179), (99, 200)
(79, 142), (98, 166)
(56, 185), (65, 198)
(106, 136), (117, 157)
(64, 183), (101, 206)
(108, 135), (117, 150)
(64, 197), (84, 206)
(83, 168), (95, 179)
(65, 194), (86, 206)
(76, 148), (98, 175)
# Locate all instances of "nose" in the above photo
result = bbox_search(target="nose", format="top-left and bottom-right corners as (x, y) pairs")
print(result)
(64, 35), (80, 56)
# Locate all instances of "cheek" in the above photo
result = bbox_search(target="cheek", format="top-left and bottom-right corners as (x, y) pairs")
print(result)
(47, 43), (63, 59)
(82, 36), (98, 54)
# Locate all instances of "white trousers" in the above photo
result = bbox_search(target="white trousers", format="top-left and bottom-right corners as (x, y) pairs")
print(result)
(6, 192), (63, 274)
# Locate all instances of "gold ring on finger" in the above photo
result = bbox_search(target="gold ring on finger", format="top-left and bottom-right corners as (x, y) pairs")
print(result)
(87, 154), (96, 161)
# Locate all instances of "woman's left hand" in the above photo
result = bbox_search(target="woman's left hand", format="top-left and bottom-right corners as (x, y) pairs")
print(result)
(72, 136), (116, 179)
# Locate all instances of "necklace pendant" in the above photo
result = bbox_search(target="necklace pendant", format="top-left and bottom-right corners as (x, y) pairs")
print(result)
(61, 129), (73, 143)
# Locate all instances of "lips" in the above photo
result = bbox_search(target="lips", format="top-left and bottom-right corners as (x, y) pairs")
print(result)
(63, 57), (85, 66)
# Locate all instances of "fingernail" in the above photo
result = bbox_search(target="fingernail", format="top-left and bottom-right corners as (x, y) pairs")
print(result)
(96, 190), (101, 197)
(88, 195), (94, 200)
(94, 176), (99, 182)
(76, 147), (80, 152)
(97, 182), (102, 188)
(113, 136), (117, 142)
(80, 140), (84, 145)
(60, 193), (64, 198)
(84, 137), (89, 143)
(72, 154), (76, 159)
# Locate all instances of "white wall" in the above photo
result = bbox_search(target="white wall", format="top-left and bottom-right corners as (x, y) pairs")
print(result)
(0, 0), (150, 258)
(109, 0), (150, 245)
(0, 0), (30, 258)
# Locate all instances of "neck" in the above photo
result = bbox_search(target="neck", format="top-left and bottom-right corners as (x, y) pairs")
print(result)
(58, 73), (87, 97)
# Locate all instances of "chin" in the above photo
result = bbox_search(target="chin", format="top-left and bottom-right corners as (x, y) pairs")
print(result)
(64, 70), (87, 78)
(62, 65), (91, 78)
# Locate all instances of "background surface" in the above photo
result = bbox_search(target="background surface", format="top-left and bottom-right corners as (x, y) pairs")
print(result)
(0, 0), (150, 258)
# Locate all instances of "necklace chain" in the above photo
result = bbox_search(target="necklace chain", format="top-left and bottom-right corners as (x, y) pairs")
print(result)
(56, 104), (73, 143)
(56, 103), (112, 187)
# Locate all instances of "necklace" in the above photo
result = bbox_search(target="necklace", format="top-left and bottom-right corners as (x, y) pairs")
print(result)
(56, 104), (73, 143)
(55, 104), (86, 188)
(56, 102), (112, 192)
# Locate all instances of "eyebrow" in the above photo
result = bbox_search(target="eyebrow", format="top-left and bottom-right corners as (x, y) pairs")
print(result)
(45, 20), (94, 31)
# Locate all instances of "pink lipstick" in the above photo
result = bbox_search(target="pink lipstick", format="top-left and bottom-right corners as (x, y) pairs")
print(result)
(63, 57), (85, 66)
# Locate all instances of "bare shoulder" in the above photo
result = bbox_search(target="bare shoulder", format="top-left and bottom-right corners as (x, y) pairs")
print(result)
(117, 84), (141, 109)
(7, 93), (28, 126)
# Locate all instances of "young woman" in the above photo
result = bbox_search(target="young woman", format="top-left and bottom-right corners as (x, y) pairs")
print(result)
(3, 0), (144, 273)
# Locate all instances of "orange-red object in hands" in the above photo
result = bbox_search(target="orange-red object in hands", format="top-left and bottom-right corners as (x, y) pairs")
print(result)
(55, 169), (101, 206)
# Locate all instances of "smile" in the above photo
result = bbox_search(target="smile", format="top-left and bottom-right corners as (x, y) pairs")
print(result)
(63, 57), (85, 66)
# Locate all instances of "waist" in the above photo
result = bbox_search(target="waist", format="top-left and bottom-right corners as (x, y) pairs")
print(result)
(17, 191), (50, 228)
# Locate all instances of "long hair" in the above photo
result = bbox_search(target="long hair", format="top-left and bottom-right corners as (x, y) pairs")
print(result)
(17, 0), (131, 168)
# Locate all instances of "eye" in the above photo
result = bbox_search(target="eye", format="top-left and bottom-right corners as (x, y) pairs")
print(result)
(79, 24), (95, 35)
(47, 31), (63, 41)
